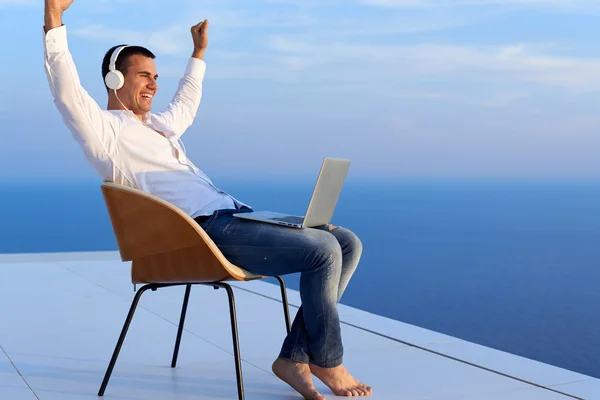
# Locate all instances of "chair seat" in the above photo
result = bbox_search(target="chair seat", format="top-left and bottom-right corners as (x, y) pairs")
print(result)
(131, 245), (262, 284)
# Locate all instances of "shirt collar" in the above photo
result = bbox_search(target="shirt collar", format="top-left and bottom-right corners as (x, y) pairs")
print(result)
(107, 109), (151, 123)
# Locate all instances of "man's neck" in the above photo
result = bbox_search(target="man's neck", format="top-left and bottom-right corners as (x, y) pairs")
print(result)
(107, 100), (144, 122)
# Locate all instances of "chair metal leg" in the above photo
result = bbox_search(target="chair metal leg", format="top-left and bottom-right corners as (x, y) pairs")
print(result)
(213, 282), (244, 400)
(275, 276), (291, 334)
(98, 283), (156, 397)
(171, 284), (192, 368)
(98, 279), (278, 399)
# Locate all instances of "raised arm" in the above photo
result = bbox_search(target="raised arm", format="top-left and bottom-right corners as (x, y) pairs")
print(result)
(152, 20), (210, 137)
(44, 0), (118, 164)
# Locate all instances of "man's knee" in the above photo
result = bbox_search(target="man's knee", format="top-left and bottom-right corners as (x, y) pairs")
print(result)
(306, 231), (343, 271)
(348, 231), (363, 256)
(332, 227), (363, 257)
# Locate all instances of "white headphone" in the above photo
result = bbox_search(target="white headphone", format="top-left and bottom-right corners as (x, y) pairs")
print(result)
(105, 45), (129, 90)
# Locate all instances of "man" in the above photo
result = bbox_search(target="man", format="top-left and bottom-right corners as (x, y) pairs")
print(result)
(43, 0), (372, 398)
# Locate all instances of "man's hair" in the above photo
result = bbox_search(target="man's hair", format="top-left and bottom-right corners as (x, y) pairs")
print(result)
(101, 45), (156, 92)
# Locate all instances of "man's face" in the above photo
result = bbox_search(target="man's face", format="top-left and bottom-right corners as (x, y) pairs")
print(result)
(118, 54), (158, 116)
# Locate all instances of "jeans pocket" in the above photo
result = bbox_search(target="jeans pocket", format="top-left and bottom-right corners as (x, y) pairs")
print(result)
(200, 210), (219, 233)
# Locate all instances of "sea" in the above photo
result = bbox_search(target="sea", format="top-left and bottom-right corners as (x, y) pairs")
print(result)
(1, 178), (599, 378)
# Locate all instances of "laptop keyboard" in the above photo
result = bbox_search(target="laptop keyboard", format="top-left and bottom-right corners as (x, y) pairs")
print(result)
(271, 216), (305, 225)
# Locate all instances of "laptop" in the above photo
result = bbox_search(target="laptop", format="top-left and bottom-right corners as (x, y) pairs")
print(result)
(233, 158), (351, 228)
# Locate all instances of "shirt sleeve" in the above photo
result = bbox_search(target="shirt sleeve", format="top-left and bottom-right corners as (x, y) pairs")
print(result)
(151, 58), (206, 137)
(44, 25), (118, 162)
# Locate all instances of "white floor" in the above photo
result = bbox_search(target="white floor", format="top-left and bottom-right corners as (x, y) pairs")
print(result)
(0, 251), (598, 399)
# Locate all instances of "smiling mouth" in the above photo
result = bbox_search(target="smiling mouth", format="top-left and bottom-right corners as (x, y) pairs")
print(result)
(141, 93), (153, 100)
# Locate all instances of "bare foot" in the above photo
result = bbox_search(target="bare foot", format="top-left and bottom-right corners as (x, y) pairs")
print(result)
(310, 363), (372, 397)
(272, 358), (326, 400)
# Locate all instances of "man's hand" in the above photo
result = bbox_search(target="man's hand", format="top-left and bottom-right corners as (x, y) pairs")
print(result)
(44, 0), (74, 32)
(191, 19), (209, 60)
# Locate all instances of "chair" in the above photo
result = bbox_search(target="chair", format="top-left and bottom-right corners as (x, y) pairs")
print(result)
(97, 182), (291, 400)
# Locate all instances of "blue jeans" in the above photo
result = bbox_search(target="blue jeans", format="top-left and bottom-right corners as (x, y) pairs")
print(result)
(197, 208), (362, 368)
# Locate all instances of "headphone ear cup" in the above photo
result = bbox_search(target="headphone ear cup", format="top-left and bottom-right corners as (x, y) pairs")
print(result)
(105, 70), (125, 90)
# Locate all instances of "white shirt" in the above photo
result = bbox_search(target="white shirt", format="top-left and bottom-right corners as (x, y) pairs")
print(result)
(43, 25), (248, 218)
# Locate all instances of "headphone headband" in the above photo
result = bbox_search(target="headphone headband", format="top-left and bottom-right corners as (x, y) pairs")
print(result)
(109, 45), (129, 72)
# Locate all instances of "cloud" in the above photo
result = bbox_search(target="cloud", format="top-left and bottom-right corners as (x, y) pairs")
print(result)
(71, 24), (188, 56)
(137, 33), (599, 100)
(0, 0), (34, 6)
(246, 36), (600, 92)
(199, 8), (318, 29)
(261, 0), (600, 12)
(359, 0), (600, 12)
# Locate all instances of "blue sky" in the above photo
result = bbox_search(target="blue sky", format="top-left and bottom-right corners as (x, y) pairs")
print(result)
(1, 0), (600, 181)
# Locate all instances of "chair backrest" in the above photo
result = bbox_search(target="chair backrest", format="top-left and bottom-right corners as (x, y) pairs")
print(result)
(101, 182), (259, 283)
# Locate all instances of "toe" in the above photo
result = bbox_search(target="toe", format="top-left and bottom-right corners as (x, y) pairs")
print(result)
(313, 392), (326, 400)
(360, 384), (372, 395)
